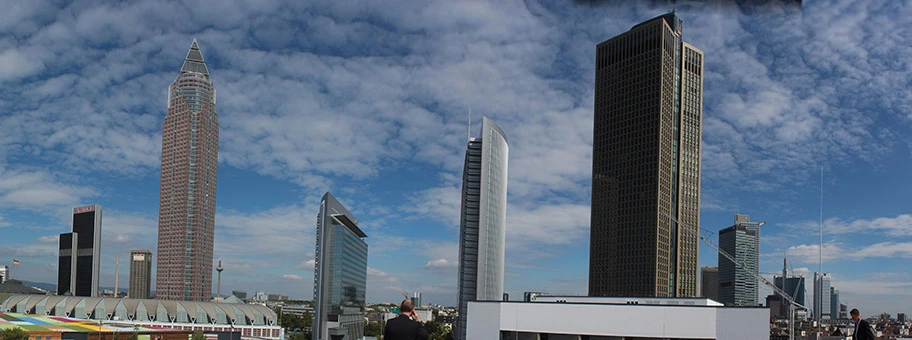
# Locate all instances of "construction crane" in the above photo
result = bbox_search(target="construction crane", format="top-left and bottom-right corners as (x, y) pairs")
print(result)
(666, 214), (808, 340)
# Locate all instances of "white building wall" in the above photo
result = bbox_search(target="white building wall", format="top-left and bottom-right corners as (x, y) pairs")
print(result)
(467, 301), (767, 340)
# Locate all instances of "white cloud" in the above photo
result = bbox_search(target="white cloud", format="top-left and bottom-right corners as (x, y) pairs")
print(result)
(425, 259), (456, 269)
(786, 214), (912, 238)
(0, 49), (45, 84)
(283, 274), (303, 280)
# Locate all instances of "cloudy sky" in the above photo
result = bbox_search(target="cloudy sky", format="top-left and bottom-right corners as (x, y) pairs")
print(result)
(0, 0), (910, 317)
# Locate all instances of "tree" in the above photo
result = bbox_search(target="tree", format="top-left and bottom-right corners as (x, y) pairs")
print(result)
(423, 321), (452, 340)
(363, 322), (382, 338)
(192, 330), (205, 340)
(0, 327), (29, 340)
(128, 332), (139, 340)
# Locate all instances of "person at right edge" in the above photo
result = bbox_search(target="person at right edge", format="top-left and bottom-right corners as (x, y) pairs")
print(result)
(384, 299), (429, 340)
(851, 308), (876, 340)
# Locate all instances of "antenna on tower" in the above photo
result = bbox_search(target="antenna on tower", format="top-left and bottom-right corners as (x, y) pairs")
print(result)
(467, 104), (472, 141)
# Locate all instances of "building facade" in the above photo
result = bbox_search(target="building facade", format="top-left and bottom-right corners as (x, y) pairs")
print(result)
(773, 275), (806, 318)
(0, 295), (281, 339)
(129, 250), (153, 299)
(156, 40), (220, 301)
(465, 299), (768, 340)
(457, 117), (509, 340)
(718, 214), (761, 306)
(411, 292), (422, 308)
(700, 266), (718, 301)
(589, 12), (704, 298)
(830, 287), (840, 319)
(57, 205), (102, 297)
(814, 272), (831, 319)
(312, 192), (368, 340)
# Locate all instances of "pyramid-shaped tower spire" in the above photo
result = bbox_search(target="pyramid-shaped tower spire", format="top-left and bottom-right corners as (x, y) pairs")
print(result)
(181, 39), (209, 76)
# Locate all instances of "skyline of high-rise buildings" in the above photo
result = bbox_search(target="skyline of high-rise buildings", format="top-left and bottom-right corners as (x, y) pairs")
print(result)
(312, 192), (368, 340)
(129, 250), (152, 299)
(589, 12), (704, 298)
(156, 40), (220, 301)
(57, 205), (102, 297)
(718, 214), (761, 306)
(456, 117), (509, 340)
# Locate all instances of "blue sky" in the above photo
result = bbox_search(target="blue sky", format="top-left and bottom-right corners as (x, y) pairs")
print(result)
(0, 0), (910, 317)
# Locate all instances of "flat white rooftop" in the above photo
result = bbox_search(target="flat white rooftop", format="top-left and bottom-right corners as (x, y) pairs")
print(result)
(466, 299), (767, 340)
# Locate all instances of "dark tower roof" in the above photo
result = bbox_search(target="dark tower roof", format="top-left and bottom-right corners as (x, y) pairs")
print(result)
(632, 12), (683, 33)
(181, 39), (210, 76)
(0, 279), (45, 294)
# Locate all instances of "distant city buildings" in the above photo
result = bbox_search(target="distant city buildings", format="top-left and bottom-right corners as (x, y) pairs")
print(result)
(312, 192), (368, 340)
(267, 293), (289, 301)
(830, 287), (840, 319)
(57, 205), (102, 297)
(718, 214), (762, 306)
(814, 272), (832, 319)
(129, 250), (152, 299)
(589, 11), (703, 298)
(773, 274), (806, 318)
(411, 292), (422, 308)
(156, 40), (220, 301)
(254, 291), (267, 301)
(457, 117), (509, 340)
(898, 312), (907, 323)
(700, 266), (719, 301)
(0, 265), (7, 283)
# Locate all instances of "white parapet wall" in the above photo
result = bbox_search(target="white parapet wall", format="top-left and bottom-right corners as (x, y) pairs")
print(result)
(467, 300), (768, 340)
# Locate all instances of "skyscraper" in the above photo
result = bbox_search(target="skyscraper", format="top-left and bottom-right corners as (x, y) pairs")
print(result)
(718, 214), (762, 306)
(774, 275), (806, 318)
(0, 265), (8, 283)
(813, 272), (831, 319)
(312, 192), (368, 340)
(57, 205), (102, 297)
(700, 266), (718, 301)
(830, 287), (839, 319)
(156, 40), (220, 301)
(129, 250), (153, 299)
(456, 116), (509, 340)
(589, 12), (703, 298)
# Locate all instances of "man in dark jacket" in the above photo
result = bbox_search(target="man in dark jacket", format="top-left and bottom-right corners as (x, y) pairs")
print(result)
(850, 308), (876, 340)
(384, 299), (429, 340)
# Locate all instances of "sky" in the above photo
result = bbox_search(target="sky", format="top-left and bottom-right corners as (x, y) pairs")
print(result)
(0, 0), (910, 317)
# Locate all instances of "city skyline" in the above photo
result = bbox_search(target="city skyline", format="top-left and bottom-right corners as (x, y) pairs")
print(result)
(1, 1), (910, 316)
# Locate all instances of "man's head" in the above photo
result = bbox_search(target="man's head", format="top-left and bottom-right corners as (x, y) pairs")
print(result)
(850, 308), (861, 321)
(400, 299), (414, 314)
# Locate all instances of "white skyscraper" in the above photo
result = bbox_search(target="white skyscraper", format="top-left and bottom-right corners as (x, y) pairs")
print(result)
(456, 117), (509, 340)
(814, 272), (832, 319)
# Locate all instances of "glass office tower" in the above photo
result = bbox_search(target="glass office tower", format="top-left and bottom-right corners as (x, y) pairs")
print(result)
(718, 214), (762, 306)
(312, 192), (368, 340)
(456, 117), (509, 340)
(590, 12), (703, 298)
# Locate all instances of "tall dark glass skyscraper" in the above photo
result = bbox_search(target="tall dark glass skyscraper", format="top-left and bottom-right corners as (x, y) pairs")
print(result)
(58, 205), (102, 297)
(156, 40), (219, 301)
(312, 192), (368, 340)
(590, 12), (703, 297)
(456, 117), (509, 340)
